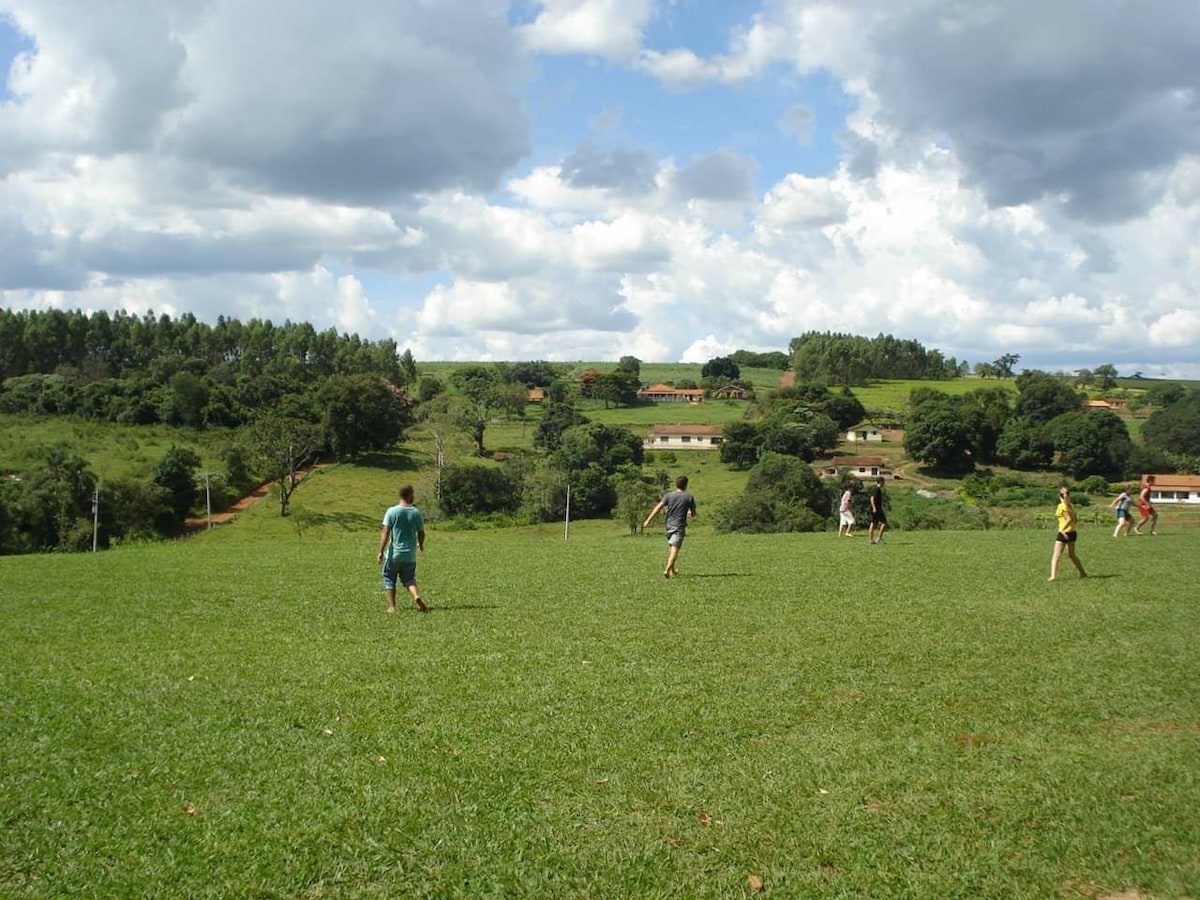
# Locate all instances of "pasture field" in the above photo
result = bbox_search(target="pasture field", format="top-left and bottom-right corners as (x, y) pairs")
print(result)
(3, 519), (1198, 897)
(848, 378), (1017, 413)
(0, 414), (233, 482)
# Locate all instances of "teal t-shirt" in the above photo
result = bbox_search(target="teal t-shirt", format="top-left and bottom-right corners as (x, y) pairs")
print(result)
(383, 504), (424, 563)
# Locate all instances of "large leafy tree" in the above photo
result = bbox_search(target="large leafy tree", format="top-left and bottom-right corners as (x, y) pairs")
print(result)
(150, 446), (202, 530)
(317, 374), (409, 460)
(904, 398), (975, 473)
(1014, 371), (1084, 424)
(717, 453), (830, 534)
(1143, 390), (1200, 456)
(1049, 410), (1132, 479)
(246, 415), (323, 516)
(996, 418), (1055, 470)
(701, 356), (740, 380)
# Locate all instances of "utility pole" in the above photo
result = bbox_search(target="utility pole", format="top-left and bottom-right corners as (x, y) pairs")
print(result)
(199, 472), (215, 530)
(564, 483), (571, 541)
(91, 488), (99, 552)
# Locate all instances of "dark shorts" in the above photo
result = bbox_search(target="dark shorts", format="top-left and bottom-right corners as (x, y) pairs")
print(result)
(1055, 531), (1077, 544)
(870, 512), (886, 526)
(1115, 510), (1130, 521)
(382, 560), (417, 589)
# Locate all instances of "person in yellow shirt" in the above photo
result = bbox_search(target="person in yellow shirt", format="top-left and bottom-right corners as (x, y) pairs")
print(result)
(1049, 486), (1087, 581)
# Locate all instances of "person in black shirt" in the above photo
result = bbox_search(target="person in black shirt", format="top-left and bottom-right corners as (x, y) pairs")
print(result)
(869, 477), (887, 545)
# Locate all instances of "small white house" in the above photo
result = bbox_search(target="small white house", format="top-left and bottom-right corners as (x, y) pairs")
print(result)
(845, 424), (883, 443)
(818, 455), (896, 480)
(644, 424), (724, 451)
(1146, 474), (1200, 505)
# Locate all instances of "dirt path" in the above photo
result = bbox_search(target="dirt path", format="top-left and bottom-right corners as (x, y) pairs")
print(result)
(183, 464), (322, 534)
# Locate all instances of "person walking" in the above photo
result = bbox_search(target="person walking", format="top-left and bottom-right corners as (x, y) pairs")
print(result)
(377, 484), (427, 612)
(1134, 475), (1158, 535)
(838, 485), (856, 538)
(1049, 486), (1087, 581)
(644, 475), (697, 578)
(1108, 485), (1134, 538)
(868, 477), (887, 545)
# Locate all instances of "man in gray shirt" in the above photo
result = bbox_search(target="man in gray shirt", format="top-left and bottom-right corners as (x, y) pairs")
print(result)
(644, 475), (697, 578)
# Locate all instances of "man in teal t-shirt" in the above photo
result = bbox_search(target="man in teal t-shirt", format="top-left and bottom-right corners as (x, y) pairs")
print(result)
(376, 484), (427, 613)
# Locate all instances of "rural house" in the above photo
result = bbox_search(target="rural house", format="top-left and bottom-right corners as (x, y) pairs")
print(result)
(1145, 474), (1200, 505)
(637, 384), (706, 403)
(644, 424), (724, 451)
(818, 455), (896, 480)
(845, 423), (883, 443)
(711, 384), (747, 400)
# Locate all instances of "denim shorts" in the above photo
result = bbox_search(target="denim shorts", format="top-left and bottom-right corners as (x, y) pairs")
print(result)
(382, 560), (417, 589)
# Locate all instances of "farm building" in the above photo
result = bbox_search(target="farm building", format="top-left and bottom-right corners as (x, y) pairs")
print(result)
(818, 455), (896, 480)
(1146, 474), (1200, 504)
(527, 388), (545, 403)
(638, 384), (706, 403)
(644, 424), (724, 451)
(711, 384), (748, 400)
(845, 424), (883, 443)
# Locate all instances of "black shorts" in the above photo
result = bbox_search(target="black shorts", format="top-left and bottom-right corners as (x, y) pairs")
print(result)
(1055, 531), (1077, 544)
(870, 513), (886, 526)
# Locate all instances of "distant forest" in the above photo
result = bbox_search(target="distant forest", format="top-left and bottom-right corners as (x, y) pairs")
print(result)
(789, 331), (966, 385)
(0, 308), (410, 428)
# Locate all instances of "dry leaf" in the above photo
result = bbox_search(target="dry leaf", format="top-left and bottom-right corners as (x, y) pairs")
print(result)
(865, 801), (883, 813)
(187, 675), (195, 682)
(322, 728), (334, 736)
(663, 836), (681, 847)
(596, 778), (610, 784)
(182, 803), (197, 816)
(818, 788), (829, 795)
(376, 755), (387, 764)
(748, 874), (764, 892)
(697, 812), (712, 825)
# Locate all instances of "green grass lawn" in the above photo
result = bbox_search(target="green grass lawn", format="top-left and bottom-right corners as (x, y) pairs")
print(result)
(3, 512), (1197, 897)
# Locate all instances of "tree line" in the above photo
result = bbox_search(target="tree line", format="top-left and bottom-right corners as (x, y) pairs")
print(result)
(903, 372), (1199, 478)
(789, 331), (967, 386)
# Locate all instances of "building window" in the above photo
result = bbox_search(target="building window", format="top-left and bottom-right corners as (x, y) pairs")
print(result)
(681, 436), (691, 443)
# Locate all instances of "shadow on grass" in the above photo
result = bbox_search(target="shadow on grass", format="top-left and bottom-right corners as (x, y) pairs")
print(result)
(675, 573), (754, 579)
(306, 512), (378, 530)
(354, 448), (425, 472)
(423, 604), (500, 612)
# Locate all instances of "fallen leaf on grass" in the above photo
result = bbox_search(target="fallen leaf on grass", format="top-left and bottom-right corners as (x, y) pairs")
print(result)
(818, 788), (829, 795)
(187, 675), (195, 682)
(663, 836), (681, 847)
(376, 756), (387, 764)
(595, 778), (610, 785)
(182, 804), (197, 816)
(864, 802), (883, 813)
(697, 812), (712, 825)
(748, 874), (763, 892)
(322, 728), (334, 736)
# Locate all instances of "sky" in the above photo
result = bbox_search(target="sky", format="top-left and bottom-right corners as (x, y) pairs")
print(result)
(1, 0), (1199, 376)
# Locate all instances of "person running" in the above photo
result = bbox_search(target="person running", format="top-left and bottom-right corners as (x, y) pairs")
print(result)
(1134, 475), (1158, 535)
(838, 485), (856, 537)
(1108, 484), (1134, 538)
(644, 475), (697, 578)
(376, 484), (427, 613)
(1049, 486), (1087, 581)
(868, 477), (887, 545)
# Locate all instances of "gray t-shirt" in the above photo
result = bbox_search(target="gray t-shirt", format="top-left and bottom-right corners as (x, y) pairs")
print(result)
(662, 490), (696, 533)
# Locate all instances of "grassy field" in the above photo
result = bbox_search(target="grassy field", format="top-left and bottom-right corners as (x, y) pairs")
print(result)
(3, 485), (1198, 897)
(0, 413), (234, 482)
(848, 377), (1017, 413)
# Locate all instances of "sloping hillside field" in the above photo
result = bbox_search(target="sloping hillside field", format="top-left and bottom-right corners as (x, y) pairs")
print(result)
(3, 525), (1198, 897)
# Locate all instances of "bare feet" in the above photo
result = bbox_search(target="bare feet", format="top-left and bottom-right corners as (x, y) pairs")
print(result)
(387, 606), (397, 613)
(415, 597), (428, 612)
